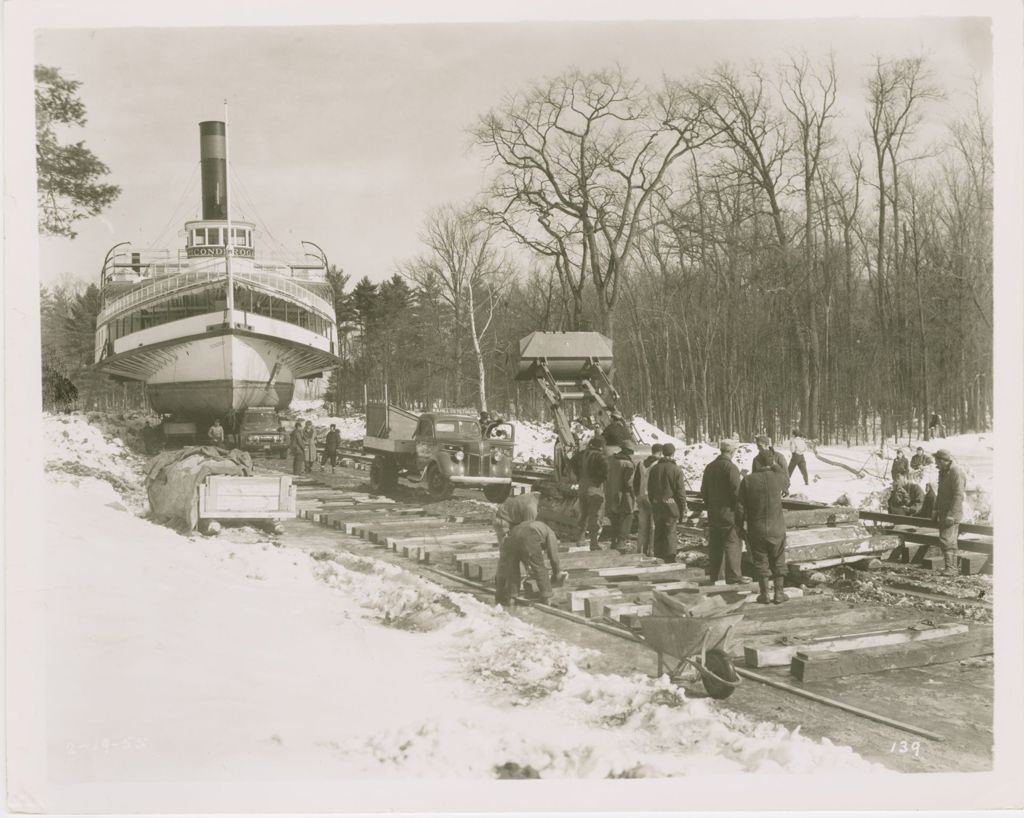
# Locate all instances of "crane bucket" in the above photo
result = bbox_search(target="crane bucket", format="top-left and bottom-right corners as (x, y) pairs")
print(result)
(515, 331), (614, 381)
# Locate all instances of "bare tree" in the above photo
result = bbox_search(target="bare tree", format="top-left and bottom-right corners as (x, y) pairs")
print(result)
(472, 65), (720, 335)
(401, 203), (514, 411)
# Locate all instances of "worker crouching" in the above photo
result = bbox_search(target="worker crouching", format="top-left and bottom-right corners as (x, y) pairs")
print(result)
(738, 460), (789, 604)
(494, 518), (563, 608)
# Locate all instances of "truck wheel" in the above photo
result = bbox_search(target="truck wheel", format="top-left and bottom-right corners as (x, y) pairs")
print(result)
(483, 483), (512, 503)
(426, 464), (453, 501)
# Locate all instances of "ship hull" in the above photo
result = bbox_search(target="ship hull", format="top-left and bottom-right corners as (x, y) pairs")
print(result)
(146, 379), (294, 418)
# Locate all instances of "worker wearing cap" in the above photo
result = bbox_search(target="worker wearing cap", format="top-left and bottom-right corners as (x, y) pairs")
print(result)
(604, 439), (637, 551)
(933, 449), (966, 575)
(700, 439), (744, 584)
(493, 491), (540, 549)
(738, 460), (789, 603)
(575, 434), (609, 550)
(753, 435), (790, 495)
(647, 443), (688, 563)
(494, 518), (562, 607)
(887, 473), (924, 516)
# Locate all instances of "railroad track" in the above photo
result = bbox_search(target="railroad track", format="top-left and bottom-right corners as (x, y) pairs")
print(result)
(279, 465), (993, 744)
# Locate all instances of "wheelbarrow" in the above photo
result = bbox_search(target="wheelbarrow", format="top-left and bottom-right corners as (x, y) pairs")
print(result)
(637, 610), (743, 699)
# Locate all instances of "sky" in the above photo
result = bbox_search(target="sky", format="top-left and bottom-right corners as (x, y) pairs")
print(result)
(32, 14), (992, 290)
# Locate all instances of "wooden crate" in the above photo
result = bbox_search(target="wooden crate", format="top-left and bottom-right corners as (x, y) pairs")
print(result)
(199, 475), (297, 519)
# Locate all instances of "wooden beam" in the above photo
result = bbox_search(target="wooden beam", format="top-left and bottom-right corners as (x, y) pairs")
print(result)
(790, 629), (993, 681)
(743, 623), (969, 668)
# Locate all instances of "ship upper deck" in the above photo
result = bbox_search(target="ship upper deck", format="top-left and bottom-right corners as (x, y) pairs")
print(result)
(98, 243), (334, 326)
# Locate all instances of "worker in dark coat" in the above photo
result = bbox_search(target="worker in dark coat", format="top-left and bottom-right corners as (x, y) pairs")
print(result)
(322, 424), (341, 472)
(575, 435), (609, 550)
(887, 473), (924, 516)
(919, 483), (936, 519)
(601, 411), (629, 448)
(700, 439), (743, 584)
(493, 491), (540, 548)
(891, 449), (910, 483)
(288, 422), (306, 475)
(738, 461), (788, 604)
(632, 443), (663, 556)
(647, 443), (687, 563)
(933, 449), (967, 575)
(604, 440), (637, 550)
(494, 519), (562, 607)
(753, 435), (789, 496)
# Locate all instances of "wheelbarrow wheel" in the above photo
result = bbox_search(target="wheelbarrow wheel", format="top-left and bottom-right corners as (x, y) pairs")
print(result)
(700, 648), (739, 700)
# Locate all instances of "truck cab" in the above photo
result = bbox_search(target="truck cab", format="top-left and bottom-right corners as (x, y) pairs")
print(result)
(363, 404), (515, 502)
(239, 407), (287, 457)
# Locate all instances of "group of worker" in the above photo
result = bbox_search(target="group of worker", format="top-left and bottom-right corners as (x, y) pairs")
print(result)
(888, 445), (967, 576)
(287, 420), (341, 474)
(700, 436), (791, 605)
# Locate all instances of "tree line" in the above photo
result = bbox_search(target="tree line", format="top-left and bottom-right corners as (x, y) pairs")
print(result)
(38, 57), (992, 444)
(330, 56), (992, 444)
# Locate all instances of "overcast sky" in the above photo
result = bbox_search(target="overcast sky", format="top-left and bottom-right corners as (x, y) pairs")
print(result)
(35, 16), (991, 289)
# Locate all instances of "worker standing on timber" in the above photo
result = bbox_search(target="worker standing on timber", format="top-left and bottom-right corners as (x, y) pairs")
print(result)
(575, 434), (609, 551)
(788, 429), (810, 486)
(738, 460), (788, 604)
(493, 491), (540, 549)
(887, 473), (924, 516)
(323, 424), (341, 472)
(933, 449), (966, 575)
(632, 443), (663, 556)
(891, 449), (910, 483)
(289, 422), (306, 475)
(207, 418), (225, 446)
(700, 439), (743, 584)
(647, 442), (687, 564)
(494, 518), (562, 607)
(754, 436), (790, 496)
(602, 411), (629, 449)
(604, 439), (638, 551)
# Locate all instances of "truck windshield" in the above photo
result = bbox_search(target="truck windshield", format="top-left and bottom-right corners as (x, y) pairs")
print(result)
(434, 420), (481, 440)
(244, 411), (279, 430)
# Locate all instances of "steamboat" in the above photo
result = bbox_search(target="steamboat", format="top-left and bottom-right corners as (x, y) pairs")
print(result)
(94, 120), (341, 433)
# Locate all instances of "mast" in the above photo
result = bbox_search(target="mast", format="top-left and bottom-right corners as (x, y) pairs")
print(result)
(223, 100), (234, 313)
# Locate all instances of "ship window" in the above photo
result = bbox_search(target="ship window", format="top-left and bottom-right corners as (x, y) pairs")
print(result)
(232, 228), (247, 246)
(207, 228), (221, 246)
(193, 228), (206, 245)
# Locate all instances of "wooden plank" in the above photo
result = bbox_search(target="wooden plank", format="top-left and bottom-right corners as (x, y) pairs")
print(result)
(384, 528), (493, 547)
(790, 628), (993, 681)
(785, 535), (896, 565)
(597, 564), (703, 580)
(584, 591), (623, 617)
(603, 602), (653, 622)
(858, 510), (992, 537)
(743, 622), (970, 668)
(959, 552), (991, 575)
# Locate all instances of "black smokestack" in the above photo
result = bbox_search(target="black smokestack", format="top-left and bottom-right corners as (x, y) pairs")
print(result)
(199, 121), (227, 220)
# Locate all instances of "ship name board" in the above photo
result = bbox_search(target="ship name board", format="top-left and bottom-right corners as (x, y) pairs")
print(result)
(187, 246), (255, 259)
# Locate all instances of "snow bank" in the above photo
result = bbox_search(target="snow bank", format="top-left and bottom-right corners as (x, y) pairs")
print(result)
(42, 454), (876, 790)
(509, 420), (558, 464)
(44, 412), (149, 512)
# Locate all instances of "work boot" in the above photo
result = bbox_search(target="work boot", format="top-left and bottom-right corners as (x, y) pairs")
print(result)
(941, 551), (960, 576)
(756, 577), (770, 604)
(772, 577), (787, 604)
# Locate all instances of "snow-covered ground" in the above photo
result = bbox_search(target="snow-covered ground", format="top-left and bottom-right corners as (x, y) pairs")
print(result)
(278, 406), (993, 521)
(38, 413), (877, 791)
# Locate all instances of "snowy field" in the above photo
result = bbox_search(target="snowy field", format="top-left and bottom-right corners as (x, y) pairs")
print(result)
(37, 412), (878, 793)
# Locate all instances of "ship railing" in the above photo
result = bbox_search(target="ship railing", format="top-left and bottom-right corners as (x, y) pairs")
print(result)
(97, 268), (334, 325)
(101, 247), (327, 288)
